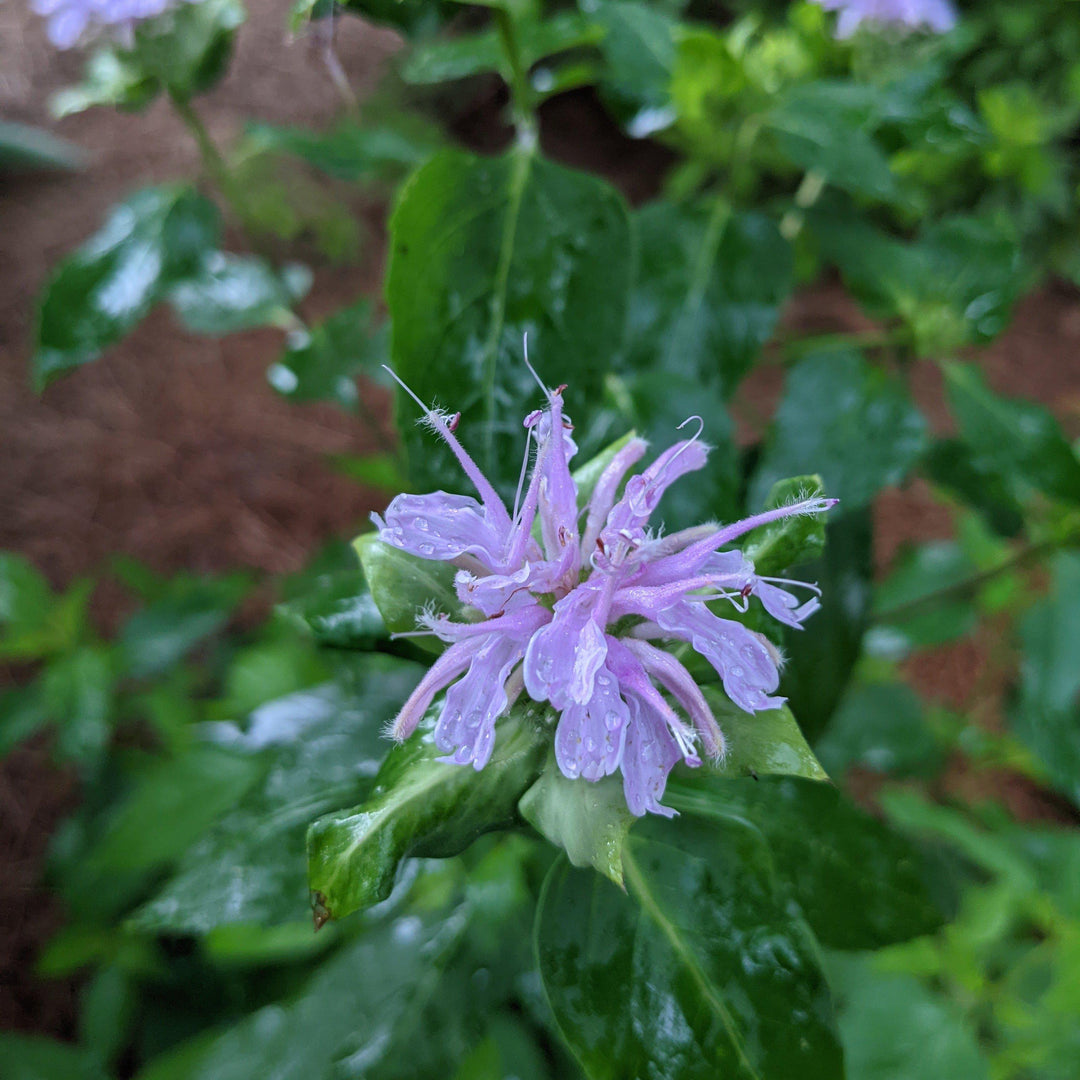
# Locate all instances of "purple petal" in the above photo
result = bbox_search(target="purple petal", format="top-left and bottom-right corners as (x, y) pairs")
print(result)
(655, 600), (785, 714)
(388, 638), (481, 741)
(620, 693), (683, 818)
(375, 492), (509, 566)
(753, 580), (821, 629)
(581, 437), (648, 556)
(523, 581), (608, 709)
(434, 634), (525, 769)
(553, 663), (629, 781)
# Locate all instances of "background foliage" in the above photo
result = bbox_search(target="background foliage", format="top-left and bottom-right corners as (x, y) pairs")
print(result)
(4, 1), (1080, 1077)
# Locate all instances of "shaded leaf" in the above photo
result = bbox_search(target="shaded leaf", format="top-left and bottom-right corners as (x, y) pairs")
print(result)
(667, 776), (945, 951)
(0, 1034), (108, 1080)
(750, 349), (927, 513)
(537, 815), (843, 1080)
(923, 438), (1025, 537)
(387, 147), (632, 497)
(944, 361), (1080, 505)
(0, 121), (85, 172)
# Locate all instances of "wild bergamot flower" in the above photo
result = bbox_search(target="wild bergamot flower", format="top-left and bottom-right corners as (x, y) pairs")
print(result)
(813, 0), (956, 38)
(375, 361), (835, 817)
(31, 0), (196, 49)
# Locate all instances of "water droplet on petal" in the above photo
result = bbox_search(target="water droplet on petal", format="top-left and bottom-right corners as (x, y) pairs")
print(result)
(604, 710), (622, 731)
(418, 542), (435, 556)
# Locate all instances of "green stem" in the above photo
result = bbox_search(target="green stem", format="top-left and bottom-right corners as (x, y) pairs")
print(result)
(495, 8), (538, 145)
(872, 533), (1076, 625)
(170, 93), (246, 221)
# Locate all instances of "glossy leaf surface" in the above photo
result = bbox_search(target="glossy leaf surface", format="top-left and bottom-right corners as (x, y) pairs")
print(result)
(537, 816), (843, 1080)
(33, 186), (218, 389)
(132, 655), (423, 934)
(308, 700), (548, 923)
(387, 148), (632, 496)
(667, 775), (945, 951)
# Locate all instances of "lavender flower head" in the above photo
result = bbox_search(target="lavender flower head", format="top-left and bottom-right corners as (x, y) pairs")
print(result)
(375, 359), (836, 817)
(31, 0), (196, 50)
(813, 0), (956, 39)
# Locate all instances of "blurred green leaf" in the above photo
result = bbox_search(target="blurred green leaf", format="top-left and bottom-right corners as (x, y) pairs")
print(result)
(0, 122), (85, 172)
(267, 300), (387, 411)
(387, 147), (632, 497)
(0, 552), (54, 640)
(133, 656), (423, 934)
(828, 953), (990, 1080)
(119, 574), (248, 679)
(923, 438), (1025, 537)
(519, 764), (634, 886)
(873, 541), (978, 651)
(33, 186), (219, 390)
(307, 700), (548, 923)
(626, 202), (793, 398)
(42, 646), (116, 772)
(668, 776), (945, 951)
(1013, 552), (1080, 808)
(744, 475), (828, 575)
(52, 50), (157, 118)
(168, 254), (310, 335)
(768, 81), (900, 202)
(944, 361), (1080, 505)
(0, 1034), (108, 1080)
(749, 349), (927, 513)
(816, 681), (942, 778)
(537, 815), (843, 1080)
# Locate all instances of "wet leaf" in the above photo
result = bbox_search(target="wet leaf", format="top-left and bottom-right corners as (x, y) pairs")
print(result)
(33, 186), (219, 389)
(387, 147), (632, 497)
(667, 776), (945, 951)
(536, 815), (843, 1080)
(307, 699), (548, 923)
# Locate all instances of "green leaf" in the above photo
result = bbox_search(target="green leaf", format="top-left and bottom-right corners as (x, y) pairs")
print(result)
(536, 815), (843, 1080)
(135, 905), (469, 1080)
(0, 122), (85, 172)
(307, 700), (548, 923)
(132, 656), (424, 934)
(387, 147), (632, 497)
(1013, 552), (1080, 808)
(702, 687), (827, 781)
(41, 646), (116, 772)
(667, 776), (945, 951)
(403, 12), (601, 85)
(0, 1034), (108, 1080)
(626, 202), (793, 399)
(872, 541), (978, 651)
(749, 349), (928, 513)
(51, 50), (157, 118)
(816, 681), (942, 778)
(767, 81), (900, 202)
(277, 571), (387, 650)
(119, 573), (248, 679)
(827, 953), (989, 1080)
(743, 475), (827, 575)
(267, 300), (387, 411)
(167, 254), (310, 335)
(782, 509), (873, 741)
(245, 117), (442, 182)
(519, 763), (634, 886)
(944, 361), (1080, 505)
(33, 186), (219, 390)
(353, 532), (471, 654)
(922, 438), (1025, 537)
(0, 553), (54, 640)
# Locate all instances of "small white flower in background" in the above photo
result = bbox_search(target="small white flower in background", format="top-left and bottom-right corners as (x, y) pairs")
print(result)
(31, 0), (197, 50)
(814, 0), (956, 39)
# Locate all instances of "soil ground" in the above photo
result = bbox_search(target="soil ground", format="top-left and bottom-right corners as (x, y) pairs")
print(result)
(2, 0), (1080, 1043)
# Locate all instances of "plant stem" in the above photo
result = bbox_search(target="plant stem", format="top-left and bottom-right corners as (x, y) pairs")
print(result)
(495, 8), (538, 146)
(872, 534), (1075, 625)
(170, 93), (246, 221)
